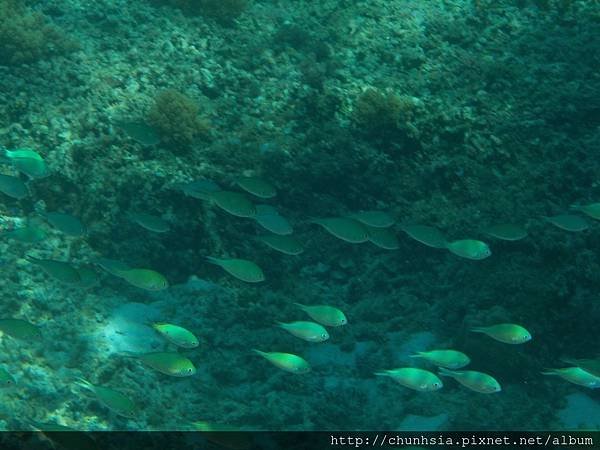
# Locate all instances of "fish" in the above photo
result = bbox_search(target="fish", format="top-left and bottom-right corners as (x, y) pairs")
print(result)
(348, 210), (395, 228)
(309, 217), (369, 243)
(4, 148), (47, 179)
(208, 190), (256, 217)
(410, 350), (471, 369)
(0, 173), (27, 199)
(0, 368), (15, 387)
(76, 265), (99, 289)
(115, 120), (160, 146)
(76, 378), (136, 418)
(128, 211), (170, 233)
(29, 421), (99, 450)
(252, 350), (310, 374)
(365, 225), (399, 250)
(438, 368), (501, 393)
(572, 203), (600, 221)
(276, 321), (329, 342)
(95, 257), (131, 277)
(542, 367), (600, 388)
(257, 234), (303, 255)
(294, 303), (347, 327)
(482, 223), (528, 241)
(544, 214), (589, 232)
(235, 176), (276, 199)
(0, 318), (41, 340)
(399, 224), (447, 248)
(375, 368), (443, 392)
(253, 205), (293, 235)
(561, 357), (600, 378)
(446, 239), (491, 260)
(2, 225), (46, 243)
(151, 323), (199, 348)
(43, 212), (85, 237)
(119, 268), (169, 291)
(206, 257), (265, 283)
(25, 255), (82, 284)
(125, 351), (196, 377)
(172, 179), (221, 199)
(471, 323), (532, 344)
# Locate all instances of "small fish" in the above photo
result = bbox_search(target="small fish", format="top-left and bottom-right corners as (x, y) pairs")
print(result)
(252, 350), (310, 374)
(26, 255), (81, 284)
(348, 210), (395, 228)
(544, 214), (589, 232)
(0, 318), (41, 340)
(235, 176), (276, 199)
(542, 367), (600, 388)
(294, 303), (347, 327)
(172, 179), (221, 199)
(309, 217), (369, 243)
(399, 224), (447, 248)
(4, 148), (47, 179)
(29, 421), (99, 450)
(187, 422), (251, 449)
(439, 368), (501, 393)
(115, 120), (160, 146)
(483, 223), (528, 241)
(208, 190), (256, 218)
(96, 257), (131, 277)
(125, 351), (196, 377)
(276, 321), (329, 343)
(151, 323), (199, 348)
(446, 239), (491, 260)
(128, 211), (170, 233)
(76, 378), (136, 418)
(206, 257), (264, 283)
(365, 225), (399, 250)
(471, 323), (532, 344)
(375, 368), (443, 392)
(572, 203), (600, 221)
(2, 226), (46, 243)
(0, 367), (15, 387)
(253, 205), (293, 235)
(0, 174), (27, 199)
(119, 268), (169, 291)
(561, 357), (600, 378)
(410, 350), (470, 369)
(43, 212), (85, 237)
(258, 234), (303, 255)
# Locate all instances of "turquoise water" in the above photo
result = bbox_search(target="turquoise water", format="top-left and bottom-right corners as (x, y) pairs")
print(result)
(0, 0), (598, 433)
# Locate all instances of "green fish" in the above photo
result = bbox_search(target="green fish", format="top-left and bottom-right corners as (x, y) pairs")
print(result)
(26, 255), (81, 284)
(348, 210), (395, 228)
(399, 224), (447, 248)
(43, 212), (85, 237)
(410, 350), (471, 369)
(128, 212), (170, 233)
(572, 203), (600, 221)
(119, 268), (169, 291)
(276, 321), (329, 343)
(258, 234), (303, 255)
(544, 214), (589, 232)
(206, 257), (265, 283)
(294, 303), (347, 327)
(4, 148), (47, 179)
(126, 352), (196, 377)
(561, 357), (600, 378)
(76, 378), (136, 418)
(0, 367), (15, 387)
(2, 225), (46, 243)
(483, 223), (528, 241)
(375, 368), (443, 392)
(151, 323), (199, 348)
(235, 176), (276, 199)
(208, 190), (256, 218)
(96, 257), (131, 277)
(309, 217), (369, 243)
(446, 239), (491, 260)
(365, 225), (399, 250)
(471, 323), (532, 344)
(172, 179), (221, 199)
(0, 173), (27, 199)
(252, 350), (310, 374)
(0, 318), (41, 340)
(253, 205), (293, 235)
(439, 368), (501, 393)
(542, 367), (600, 389)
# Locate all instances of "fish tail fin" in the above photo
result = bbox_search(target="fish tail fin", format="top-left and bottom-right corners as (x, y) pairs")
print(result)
(374, 371), (390, 377)
(74, 377), (93, 391)
(205, 256), (221, 266)
(409, 352), (424, 359)
(24, 254), (39, 264)
(438, 367), (456, 377)
(560, 357), (576, 365)
(274, 321), (286, 328)
(541, 369), (558, 376)
(292, 302), (306, 310)
(251, 349), (266, 358)
(470, 327), (486, 334)
(118, 351), (140, 359)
